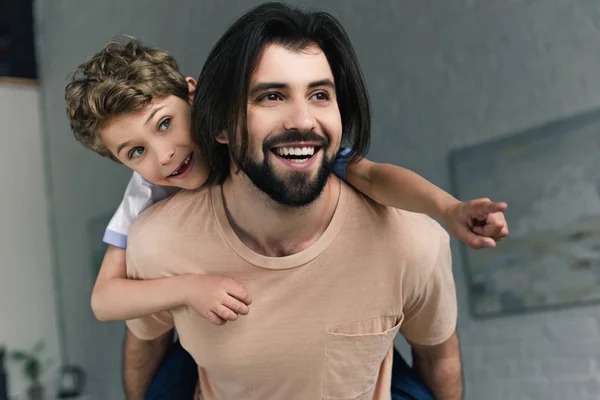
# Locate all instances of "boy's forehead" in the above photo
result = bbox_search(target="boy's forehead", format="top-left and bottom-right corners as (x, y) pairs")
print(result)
(250, 43), (334, 86)
(100, 95), (187, 146)
(105, 95), (178, 127)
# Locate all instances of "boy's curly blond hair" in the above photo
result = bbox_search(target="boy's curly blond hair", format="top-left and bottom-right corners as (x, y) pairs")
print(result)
(65, 36), (189, 162)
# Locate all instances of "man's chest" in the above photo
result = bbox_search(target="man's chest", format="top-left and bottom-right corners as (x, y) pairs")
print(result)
(172, 251), (406, 388)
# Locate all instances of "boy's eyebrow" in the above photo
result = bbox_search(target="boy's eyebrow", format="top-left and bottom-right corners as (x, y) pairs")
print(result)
(145, 106), (166, 125)
(116, 141), (131, 156)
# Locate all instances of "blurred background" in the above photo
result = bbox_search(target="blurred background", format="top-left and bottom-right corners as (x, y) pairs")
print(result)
(2, 0), (600, 399)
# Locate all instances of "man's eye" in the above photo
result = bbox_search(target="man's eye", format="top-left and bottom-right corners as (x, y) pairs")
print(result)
(159, 118), (171, 132)
(312, 91), (329, 101)
(129, 147), (145, 159)
(259, 93), (282, 102)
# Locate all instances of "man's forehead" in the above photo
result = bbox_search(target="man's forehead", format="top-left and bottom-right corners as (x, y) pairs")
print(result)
(250, 43), (334, 85)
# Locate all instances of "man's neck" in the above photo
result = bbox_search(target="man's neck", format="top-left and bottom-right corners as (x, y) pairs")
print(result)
(221, 174), (340, 257)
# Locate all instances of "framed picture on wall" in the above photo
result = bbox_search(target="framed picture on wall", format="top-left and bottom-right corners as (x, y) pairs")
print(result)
(0, 0), (37, 80)
(449, 109), (600, 318)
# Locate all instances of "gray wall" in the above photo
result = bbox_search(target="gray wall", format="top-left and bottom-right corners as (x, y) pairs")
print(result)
(0, 83), (61, 398)
(35, 0), (600, 399)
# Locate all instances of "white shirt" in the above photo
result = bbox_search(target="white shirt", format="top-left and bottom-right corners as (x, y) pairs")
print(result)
(103, 172), (180, 249)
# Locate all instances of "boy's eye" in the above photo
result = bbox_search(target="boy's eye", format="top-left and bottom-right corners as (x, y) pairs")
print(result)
(129, 146), (144, 159)
(159, 118), (171, 132)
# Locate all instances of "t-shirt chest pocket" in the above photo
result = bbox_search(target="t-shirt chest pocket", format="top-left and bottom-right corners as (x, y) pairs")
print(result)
(323, 314), (403, 400)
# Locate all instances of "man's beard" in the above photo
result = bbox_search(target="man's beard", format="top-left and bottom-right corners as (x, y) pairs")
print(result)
(240, 131), (335, 208)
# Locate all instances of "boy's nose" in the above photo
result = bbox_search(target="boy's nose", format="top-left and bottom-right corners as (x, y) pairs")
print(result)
(159, 148), (175, 165)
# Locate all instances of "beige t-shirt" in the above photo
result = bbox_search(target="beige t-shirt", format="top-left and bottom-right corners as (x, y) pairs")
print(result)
(126, 179), (457, 400)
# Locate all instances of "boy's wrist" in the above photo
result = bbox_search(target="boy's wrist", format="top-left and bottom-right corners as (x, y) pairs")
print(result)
(436, 197), (462, 222)
(173, 274), (194, 307)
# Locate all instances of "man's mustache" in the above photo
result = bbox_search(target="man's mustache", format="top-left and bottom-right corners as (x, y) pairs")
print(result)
(263, 130), (329, 149)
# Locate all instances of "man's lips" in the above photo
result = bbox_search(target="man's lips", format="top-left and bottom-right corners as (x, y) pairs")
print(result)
(270, 141), (323, 159)
(272, 144), (318, 158)
(268, 143), (324, 171)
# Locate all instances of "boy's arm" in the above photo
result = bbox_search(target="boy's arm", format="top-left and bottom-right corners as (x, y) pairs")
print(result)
(345, 158), (509, 248)
(91, 245), (251, 324)
(345, 158), (460, 220)
(91, 246), (186, 321)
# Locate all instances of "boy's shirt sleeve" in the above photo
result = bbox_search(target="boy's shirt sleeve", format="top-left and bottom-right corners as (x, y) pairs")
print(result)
(103, 172), (180, 249)
(332, 146), (352, 183)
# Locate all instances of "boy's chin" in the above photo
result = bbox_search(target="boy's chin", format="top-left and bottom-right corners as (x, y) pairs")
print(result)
(169, 175), (206, 190)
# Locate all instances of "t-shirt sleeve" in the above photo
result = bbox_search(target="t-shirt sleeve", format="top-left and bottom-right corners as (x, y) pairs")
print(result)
(332, 146), (352, 183)
(125, 313), (175, 341)
(400, 229), (457, 346)
(124, 229), (175, 340)
(103, 172), (180, 249)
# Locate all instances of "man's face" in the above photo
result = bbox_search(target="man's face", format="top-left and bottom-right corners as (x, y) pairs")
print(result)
(240, 42), (342, 207)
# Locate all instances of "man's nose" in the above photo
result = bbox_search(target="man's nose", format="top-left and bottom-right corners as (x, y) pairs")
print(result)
(283, 100), (316, 133)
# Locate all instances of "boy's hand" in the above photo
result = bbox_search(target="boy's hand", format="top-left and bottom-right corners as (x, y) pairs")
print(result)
(442, 198), (509, 249)
(184, 275), (252, 325)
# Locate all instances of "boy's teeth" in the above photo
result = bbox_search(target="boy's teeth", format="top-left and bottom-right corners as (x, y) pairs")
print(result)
(170, 154), (192, 176)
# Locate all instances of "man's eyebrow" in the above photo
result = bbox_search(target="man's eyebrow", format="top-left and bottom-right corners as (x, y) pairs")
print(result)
(308, 79), (335, 90)
(145, 105), (165, 125)
(248, 79), (335, 97)
(248, 82), (287, 97)
(116, 141), (131, 156)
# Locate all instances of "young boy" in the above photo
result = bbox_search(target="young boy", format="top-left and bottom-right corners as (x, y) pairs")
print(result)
(65, 38), (508, 326)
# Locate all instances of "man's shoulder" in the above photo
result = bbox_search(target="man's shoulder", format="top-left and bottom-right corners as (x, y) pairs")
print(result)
(347, 186), (449, 260)
(348, 185), (446, 234)
(128, 185), (213, 242)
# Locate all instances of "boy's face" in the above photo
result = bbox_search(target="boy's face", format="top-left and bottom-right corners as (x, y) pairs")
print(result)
(100, 83), (208, 190)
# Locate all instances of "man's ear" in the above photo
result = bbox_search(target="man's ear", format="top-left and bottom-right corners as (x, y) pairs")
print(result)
(215, 130), (228, 144)
(186, 77), (197, 104)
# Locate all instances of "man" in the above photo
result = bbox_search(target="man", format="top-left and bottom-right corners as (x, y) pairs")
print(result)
(125, 3), (462, 399)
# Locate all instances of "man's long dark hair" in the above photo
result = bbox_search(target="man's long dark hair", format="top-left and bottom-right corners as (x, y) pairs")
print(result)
(193, 2), (371, 184)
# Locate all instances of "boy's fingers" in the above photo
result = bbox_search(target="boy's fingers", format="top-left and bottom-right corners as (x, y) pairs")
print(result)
(494, 226), (509, 241)
(208, 311), (226, 326)
(482, 238), (496, 248)
(468, 199), (508, 217)
(227, 284), (252, 305)
(223, 296), (250, 316)
(470, 212), (507, 238)
(472, 235), (496, 249)
(483, 223), (504, 238)
(462, 227), (496, 249)
(459, 227), (493, 249)
(216, 305), (239, 322)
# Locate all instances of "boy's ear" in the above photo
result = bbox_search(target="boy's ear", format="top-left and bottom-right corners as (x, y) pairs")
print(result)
(186, 77), (197, 104)
(215, 130), (228, 144)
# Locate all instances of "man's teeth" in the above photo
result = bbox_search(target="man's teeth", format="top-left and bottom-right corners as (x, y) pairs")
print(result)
(275, 147), (316, 157)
